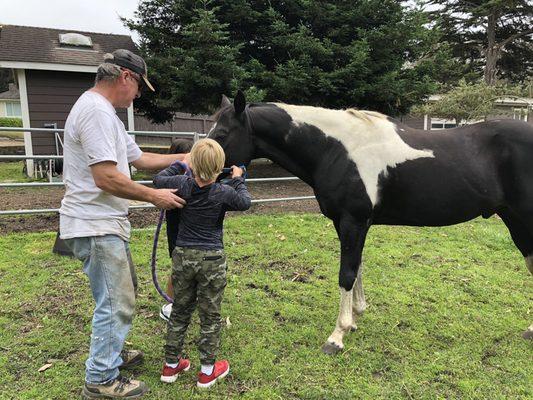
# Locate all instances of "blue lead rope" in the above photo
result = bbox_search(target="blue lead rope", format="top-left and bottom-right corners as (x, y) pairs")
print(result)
(151, 209), (174, 303)
(150, 162), (246, 304)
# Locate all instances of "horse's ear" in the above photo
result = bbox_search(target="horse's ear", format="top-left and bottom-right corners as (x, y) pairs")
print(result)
(220, 94), (231, 109)
(234, 90), (246, 115)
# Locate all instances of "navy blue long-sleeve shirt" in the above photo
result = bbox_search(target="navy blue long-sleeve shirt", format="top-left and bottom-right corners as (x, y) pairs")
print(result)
(154, 164), (251, 250)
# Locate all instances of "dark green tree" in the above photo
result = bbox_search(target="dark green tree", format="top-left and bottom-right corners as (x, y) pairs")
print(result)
(126, 0), (446, 120)
(421, 0), (533, 85)
(125, 0), (243, 121)
(0, 69), (13, 93)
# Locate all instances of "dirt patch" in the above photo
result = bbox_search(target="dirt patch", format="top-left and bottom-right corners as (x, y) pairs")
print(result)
(0, 140), (23, 147)
(0, 160), (320, 234)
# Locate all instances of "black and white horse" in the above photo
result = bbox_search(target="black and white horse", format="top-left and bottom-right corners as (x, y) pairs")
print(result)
(208, 91), (533, 353)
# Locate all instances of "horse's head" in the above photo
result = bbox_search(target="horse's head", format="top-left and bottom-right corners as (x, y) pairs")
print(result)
(208, 90), (255, 167)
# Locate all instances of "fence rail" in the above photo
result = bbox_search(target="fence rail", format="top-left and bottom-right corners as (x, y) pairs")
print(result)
(0, 176), (300, 189)
(0, 126), (316, 216)
(0, 126), (205, 138)
(0, 196), (317, 216)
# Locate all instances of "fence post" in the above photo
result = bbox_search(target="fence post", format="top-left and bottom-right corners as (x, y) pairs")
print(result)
(16, 69), (34, 177)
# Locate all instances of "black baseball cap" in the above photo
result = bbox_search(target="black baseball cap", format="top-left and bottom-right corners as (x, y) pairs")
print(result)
(104, 49), (155, 92)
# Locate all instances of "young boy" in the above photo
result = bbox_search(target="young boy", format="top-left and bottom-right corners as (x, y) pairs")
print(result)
(153, 138), (251, 388)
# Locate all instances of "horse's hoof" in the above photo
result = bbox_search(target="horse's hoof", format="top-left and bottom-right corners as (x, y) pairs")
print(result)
(354, 304), (367, 316)
(321, 341), (342, 355)
(522, 329), (533, 340)
(350, 324), (358, 332)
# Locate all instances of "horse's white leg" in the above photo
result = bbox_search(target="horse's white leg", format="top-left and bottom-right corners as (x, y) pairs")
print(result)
(322, 216), (369, 354)
(351, 262), (366, 331)
(523, 257), (533, 339)
(526, 255), (533, 275)
(321, 287), (353, 354)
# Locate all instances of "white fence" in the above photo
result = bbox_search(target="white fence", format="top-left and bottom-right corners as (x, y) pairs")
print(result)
(0, 127), (315, 216)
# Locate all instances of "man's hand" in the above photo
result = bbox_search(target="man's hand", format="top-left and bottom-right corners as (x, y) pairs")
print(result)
(90, 162), (186, 209)
(231, 165), (243, 178)
(151, 189), (186, 210)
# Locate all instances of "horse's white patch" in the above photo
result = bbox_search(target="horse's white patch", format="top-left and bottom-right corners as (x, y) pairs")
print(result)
(274, 104), (434, 206)
(352, 265), (366, 316)
(326, 287), (353, 348)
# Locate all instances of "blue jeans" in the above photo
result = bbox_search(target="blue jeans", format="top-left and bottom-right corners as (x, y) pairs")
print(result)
(65, 235), (138, 384)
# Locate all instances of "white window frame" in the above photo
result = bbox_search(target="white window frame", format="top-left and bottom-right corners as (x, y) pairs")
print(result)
(5, 101), (22, 117)
(513, 108), (528, 121)
(430, 118), (457, 130)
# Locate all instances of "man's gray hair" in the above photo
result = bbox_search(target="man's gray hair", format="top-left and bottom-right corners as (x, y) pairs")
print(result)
(95, 54), (122, 84)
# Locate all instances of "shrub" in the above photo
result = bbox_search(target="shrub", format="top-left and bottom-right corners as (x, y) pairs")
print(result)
(0, 117), (23, 128)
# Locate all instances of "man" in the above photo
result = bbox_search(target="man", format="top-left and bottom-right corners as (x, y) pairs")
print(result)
(59, 49), (187, 399)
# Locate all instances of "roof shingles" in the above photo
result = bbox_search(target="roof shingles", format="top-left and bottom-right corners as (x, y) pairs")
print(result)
(0, 25), (137, 66)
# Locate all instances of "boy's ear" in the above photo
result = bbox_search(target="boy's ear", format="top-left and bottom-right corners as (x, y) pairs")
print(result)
(234, 90), (246, 115)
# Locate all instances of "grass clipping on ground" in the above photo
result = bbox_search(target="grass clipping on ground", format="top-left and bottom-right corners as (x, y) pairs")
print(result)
(0, 214), (531, 399)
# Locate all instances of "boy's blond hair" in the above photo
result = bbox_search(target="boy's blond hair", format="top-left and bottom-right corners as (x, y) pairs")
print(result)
(190, 138), (225, 182)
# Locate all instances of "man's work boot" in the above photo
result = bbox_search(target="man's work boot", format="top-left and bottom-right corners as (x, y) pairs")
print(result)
(119, 349), (144, 369)
(82, 375), (148, 399)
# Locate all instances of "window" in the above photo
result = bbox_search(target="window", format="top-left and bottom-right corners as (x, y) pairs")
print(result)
(5, 102), (21, 117)
(513, 108), (528, 121)
(59, 33), (92, 47)
(431, 118), (457, 130)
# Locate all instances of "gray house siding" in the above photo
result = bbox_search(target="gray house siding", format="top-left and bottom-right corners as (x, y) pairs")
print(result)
(400, 115), (425, 130)
(25, 70), (128, 155)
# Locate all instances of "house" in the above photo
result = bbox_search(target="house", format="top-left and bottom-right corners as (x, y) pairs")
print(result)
(409, 94), (533, 130)
(0, 24), (137, 175)
(0, 83), (21, 118)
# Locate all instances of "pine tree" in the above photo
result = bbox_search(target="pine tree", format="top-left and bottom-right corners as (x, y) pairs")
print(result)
(125, 0), (447, 119)
(422, 0), (533, 85)
(125, 0), (242, 119)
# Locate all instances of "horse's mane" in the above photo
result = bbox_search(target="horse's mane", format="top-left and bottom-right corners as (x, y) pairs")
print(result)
(346, 108), (388, 123)
(214, 101), (388, 125)
(268, 102), (388, 124)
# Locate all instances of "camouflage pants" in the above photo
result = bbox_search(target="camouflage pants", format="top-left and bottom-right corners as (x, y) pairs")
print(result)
(164, 247), (227, 365)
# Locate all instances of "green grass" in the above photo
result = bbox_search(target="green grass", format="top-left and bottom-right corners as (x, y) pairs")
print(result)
(131, 169), (157, 181)
(0, 161), (35, 183)
(0, 161), (151, 183)
(0, 214), (531, 399)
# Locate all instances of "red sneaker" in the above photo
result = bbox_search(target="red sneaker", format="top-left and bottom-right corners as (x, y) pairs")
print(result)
(160, 358), (191, 383)
(197, 360), (230, 388)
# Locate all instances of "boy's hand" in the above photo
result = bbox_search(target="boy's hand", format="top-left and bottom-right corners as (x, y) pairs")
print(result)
(231, 165), (243, 178)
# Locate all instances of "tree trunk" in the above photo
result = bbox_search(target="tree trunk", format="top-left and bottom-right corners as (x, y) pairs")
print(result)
(484, 12), (499, 86)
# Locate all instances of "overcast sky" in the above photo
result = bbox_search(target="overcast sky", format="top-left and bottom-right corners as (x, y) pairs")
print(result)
(0, 0), (140, 40)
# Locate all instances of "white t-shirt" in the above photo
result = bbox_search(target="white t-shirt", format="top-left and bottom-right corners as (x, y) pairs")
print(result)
(59, 91), (142, 241)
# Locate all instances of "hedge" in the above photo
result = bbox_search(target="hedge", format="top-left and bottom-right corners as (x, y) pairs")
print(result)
(0, 117), (23, 128)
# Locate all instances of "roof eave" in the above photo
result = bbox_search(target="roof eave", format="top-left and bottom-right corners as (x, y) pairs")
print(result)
(0, 60), (97, 73)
